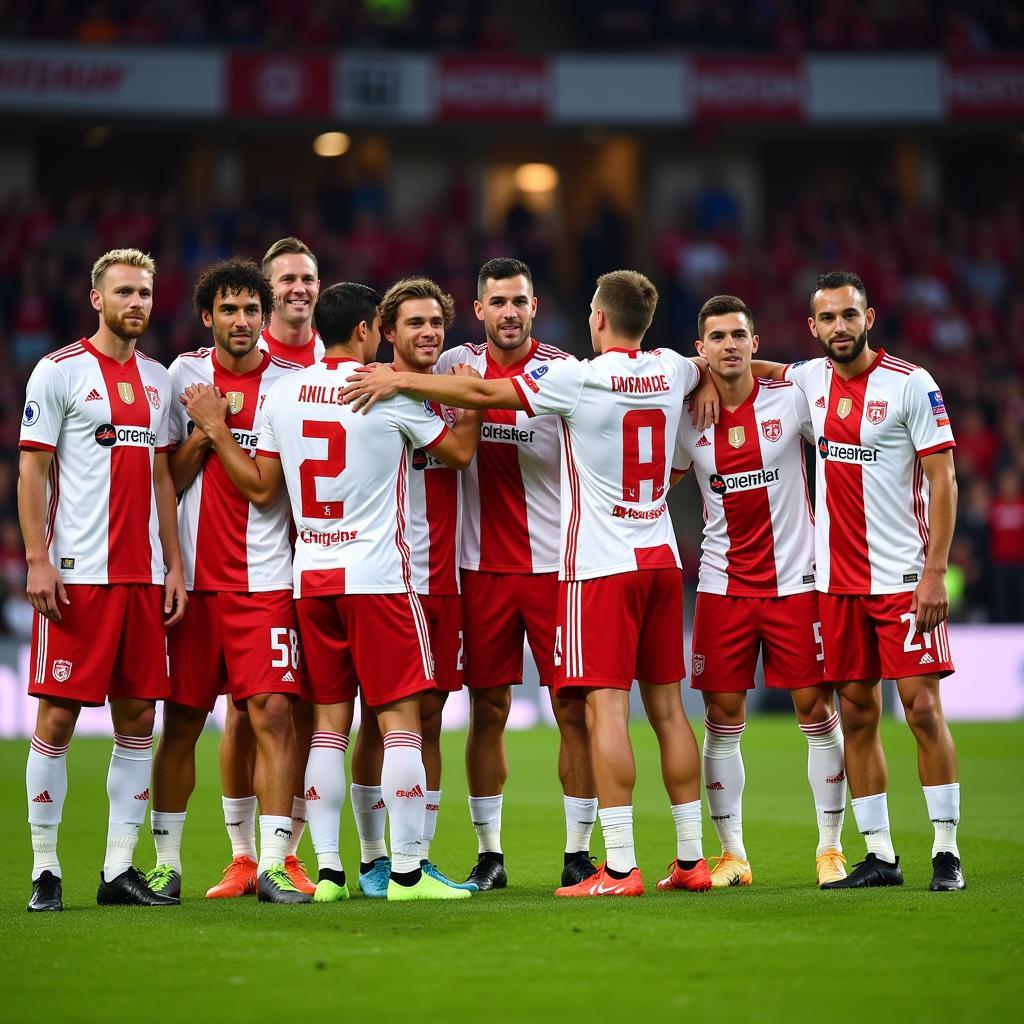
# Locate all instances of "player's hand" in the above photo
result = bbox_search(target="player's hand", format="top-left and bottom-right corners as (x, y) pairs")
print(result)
(450, 363), (482, 379)
(343, 365), (400, 414)
(690, 374), (720, 430)
(183, 384), (229, 433)
(909, 569), (948, 636)
(26, 559), (69, 622)
(163, 566), (188, 627)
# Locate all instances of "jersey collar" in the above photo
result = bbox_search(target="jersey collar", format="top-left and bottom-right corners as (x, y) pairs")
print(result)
(485, 337), (539, 377)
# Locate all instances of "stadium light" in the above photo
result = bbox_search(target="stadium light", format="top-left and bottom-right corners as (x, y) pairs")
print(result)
(514, 163), (559, 193)
(313, 132), (351, 158)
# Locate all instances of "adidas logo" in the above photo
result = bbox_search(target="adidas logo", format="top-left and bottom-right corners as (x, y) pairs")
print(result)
(32, 790), (53, 804)
(706, 781), (725, 791)
(395, 784), (424, 799)
(304, 786), (320, 801)
(85, 388), (103, 402)
(134, 788), (150, 801)
(815, 395), (826, 408)
(695, 434), (711, 448)
(920, 653), (935, 665)
(281, 670), (295, 682)
(826, 769), (845, 784)
(371, 799), (386, 810)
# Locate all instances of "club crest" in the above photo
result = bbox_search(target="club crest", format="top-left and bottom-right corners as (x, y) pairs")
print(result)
(865, 400), (887, 425)
(117, 382), (135, 405)
(692, 654), (705, 676)
(145, 385), (160, 409)
(727, 426), (745, 449)
(836, 397), (852, 419)
(761, 419), (782, 442)
(51, 659), (72, 683)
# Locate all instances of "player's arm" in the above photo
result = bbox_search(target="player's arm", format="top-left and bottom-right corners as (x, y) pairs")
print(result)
(750, 360), (786, 380)
(168, 426), (212, 493)
(183, 384), (285, 509)
(911, 450), (957, 634)
(442, 365), (483, 466)
(17, 448), (69, 622)
(344, 365), (523, 415)
(153, 452), (187, 626)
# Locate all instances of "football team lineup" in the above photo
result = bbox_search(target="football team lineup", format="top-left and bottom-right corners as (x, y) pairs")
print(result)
(18, 240), (965, 913)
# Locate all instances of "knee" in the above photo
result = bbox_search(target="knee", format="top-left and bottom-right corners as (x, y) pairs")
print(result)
(254, 695), (295, 738)
(420, 704), (444, 746)
(161, 705), (206, 745)
(117, 703), (156, 737)
(471, 689), (511, 731)
(839, 698), (879, 737)
(703, 701), (743, 730)
(36, 704), (77, 746)
(553, 696), (587, 734)
(902, 691), (945, 740)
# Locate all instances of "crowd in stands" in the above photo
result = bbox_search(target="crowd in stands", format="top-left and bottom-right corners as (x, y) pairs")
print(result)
(0, 165), (1021, 634)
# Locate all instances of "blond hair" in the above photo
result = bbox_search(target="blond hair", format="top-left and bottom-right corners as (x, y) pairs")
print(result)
(379, 277), (455, 330)
(91, 248), (156, 289)
(595, 269), (658, 340)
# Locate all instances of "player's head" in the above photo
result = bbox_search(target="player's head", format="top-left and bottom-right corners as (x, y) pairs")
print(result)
(475, 257), (536, 351)
(696, 294), (758, 382)
(89, 248), (156, 342)
(262, 237), (320, 331)
(590, 270), (658, 352)
(193, 258), (273, 360)
(809, 270), (875, 365)
(380, 277), (455, 371)
(314, 282), (382, 363)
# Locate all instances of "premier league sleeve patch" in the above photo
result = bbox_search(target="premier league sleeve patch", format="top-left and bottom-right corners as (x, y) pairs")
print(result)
(928, 390), (946, 416)
(23, 401), (40, 426)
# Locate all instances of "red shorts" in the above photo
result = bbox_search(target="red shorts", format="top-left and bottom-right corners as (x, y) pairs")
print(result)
(167, 590), (302, 711)
(295, 591), (434, 707)
(553, 568), (685, 697)
(820, 592), (955, 683)
(29, 584), (168, 707)
(690, 591), (824, 693)
(461, 570), (557, 688)
(419, 593), (463, 692)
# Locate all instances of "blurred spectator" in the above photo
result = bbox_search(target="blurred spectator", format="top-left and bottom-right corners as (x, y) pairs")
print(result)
(989, 468), (1024, 622)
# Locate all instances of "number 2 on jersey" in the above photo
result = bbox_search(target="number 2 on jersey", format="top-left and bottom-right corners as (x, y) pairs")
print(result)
(299, 420), (346, 519)
(621, 409), (666, 502)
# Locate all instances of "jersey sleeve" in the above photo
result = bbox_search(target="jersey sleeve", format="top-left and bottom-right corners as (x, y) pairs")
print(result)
(781, 358), (818, 393)
(903, 369), (956, 457)
(672, 417), (694, 474)
(433, 345), (466, 376)
(511, 359), (584, 417)
(396, 395), (450, 451)
(256, 385), (281, 458)
(792, 382), (815, 444)
(19, 358), (68, 452)
(166, 360), (189, 448)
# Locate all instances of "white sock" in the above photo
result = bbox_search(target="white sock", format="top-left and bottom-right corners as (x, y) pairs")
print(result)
(222, 795), (257, 861)
(703, 719), (746, 860)
(27, 734), (69, 880)
(151, 811), (187, 874)
(103, 733), (152, 879)
(799, 711), (847, 855)
(287, 796), (307, 858)
(469, 795), (503, 855)
(305, 731), (348, 874)
(598, 805), (636, 873)
(671, 800), (704, 862)
(351, 783), (388, 863)
(421, 790), (441, 862)
(258, 815), (293, 873)
(923, 783), (960, 858)
(381, 731), (426, 874)
(851, 793), (896, 863)
(564, 795), (598, 854)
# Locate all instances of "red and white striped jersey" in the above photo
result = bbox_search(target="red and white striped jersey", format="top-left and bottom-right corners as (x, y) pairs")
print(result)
(19, 338), (171, 585)
(435, 339), (568, 574)
(405, 401), (462, 596)
(169, 348), (300, 593)
(673, 378), (817, 597)
(257, 357), (450, 598)
(510, 347), (699, 582)
(783, 351), (956, 595)
(257, 327), (324, 367)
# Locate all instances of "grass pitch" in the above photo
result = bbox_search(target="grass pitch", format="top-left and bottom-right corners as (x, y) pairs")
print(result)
(1, 718), (1021, 1024)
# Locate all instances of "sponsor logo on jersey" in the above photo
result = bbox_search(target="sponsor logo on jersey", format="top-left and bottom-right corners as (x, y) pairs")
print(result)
(481, 423), (535, 444)
(60, 558), (75, 570)
(611, 502), (667, 521)
(727, 426), (745, 448)
(94, 423), (157, 448)
(919, 652), (935, 665)
(865, 400), (887, 424)
(412, 448), (445, 471)
(51, 659), (72, 682)
(695, 434), (710, 448)
(928, 389), (946, 416)
(225, 391), (244, 415)
(611, 374), (670, 395)
(23, 401), (40, 426)
(814, 395), (826, 408)
(802, 573), (816, 584)
(300, 528), (359, 546)
(422, 399), (436, 417)
(117, 382), (135, 405)
(836, 397), (853, 419)
(761, 418), (782, 442)
(817, 436), (878, 463)
(935, 417), (950, 427)
(520, 373), (541, 394)
(145, 385), (161, 410)
(85, 388), (103, 402)
(903, 572), (919, 583)
(708, 467), (780, 495)
(527, 365), (548, 380)
(693, 653), (705, 675)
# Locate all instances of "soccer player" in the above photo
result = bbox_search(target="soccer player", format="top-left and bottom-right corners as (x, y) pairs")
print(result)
(184, 282), (477, 902)
(344, 270), (711, 898)
(148, 258), (307, 904)
(673, 295), (848, 888)
(749, 271), (962, 891)
(427, 258), (597, 892)
(347, 277), (482, 896)
(211, 236), (322, 899)
(20, 248), (186, 911)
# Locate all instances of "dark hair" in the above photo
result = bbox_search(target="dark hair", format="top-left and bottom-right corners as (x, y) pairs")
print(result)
(476, 257), (532, 299)
(193, 258), (273, 320)
(380, 277), (455, 330)
(697, 294), (754, 339)
(595, 270), (658, 340)
(811, 271), (868, 312)
(262, 236), (318, 276)
(314, 282), (382, 346)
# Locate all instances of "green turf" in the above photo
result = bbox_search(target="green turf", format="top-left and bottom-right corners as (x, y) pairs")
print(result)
(1, 719), (1022, 1023)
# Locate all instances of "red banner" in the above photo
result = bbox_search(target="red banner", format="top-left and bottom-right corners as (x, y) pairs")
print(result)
(945, 58), (1024, 119)
(691, 57), (805, 122)
(437, 56), (547, 120)
(228, 53), (332, 118)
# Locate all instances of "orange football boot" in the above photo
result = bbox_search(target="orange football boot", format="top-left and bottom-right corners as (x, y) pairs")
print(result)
(656, 858), (713, 892)
(285, 855), (317, 895)
(206, 855), (257, 899)
(555, 862), (644, 897)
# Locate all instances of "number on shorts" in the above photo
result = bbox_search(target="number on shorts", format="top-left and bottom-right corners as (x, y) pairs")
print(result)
(456, 630), (465, 672)
(270, 627), (300, 670)
(621, 409), (667, 502)
(299, 420), (346, 519)
(812, 620), (824, 662)
(899, 613), (932, 653)
(554, 625), (563, 667)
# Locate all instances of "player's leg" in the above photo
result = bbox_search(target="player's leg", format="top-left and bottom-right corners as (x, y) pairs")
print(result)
(284, 697), (315, 892)
(350, 698), (390, 896)
(701, 690), (750, 886)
